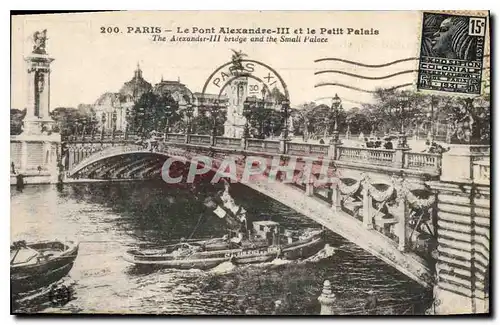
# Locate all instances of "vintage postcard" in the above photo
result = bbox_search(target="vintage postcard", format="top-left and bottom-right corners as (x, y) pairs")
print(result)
(10, 11), (490, 315)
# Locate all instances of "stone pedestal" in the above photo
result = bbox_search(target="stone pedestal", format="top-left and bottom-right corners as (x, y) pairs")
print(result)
(279, 138), (289, 154)
(427, 180), (490, 315)
(318, 280), (336, 315)
(327, 141), (341, 160)
(224, 77), (248, 138)
(10, 36), (61, 185)
(440, 145), (490, 182)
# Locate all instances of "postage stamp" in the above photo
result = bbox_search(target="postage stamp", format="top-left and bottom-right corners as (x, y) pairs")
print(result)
(417, 12), (488, 95)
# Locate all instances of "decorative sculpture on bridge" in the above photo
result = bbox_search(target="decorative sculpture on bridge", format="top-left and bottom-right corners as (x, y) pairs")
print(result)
(32, 29), (48, 54)
(230, 49), (247, 74)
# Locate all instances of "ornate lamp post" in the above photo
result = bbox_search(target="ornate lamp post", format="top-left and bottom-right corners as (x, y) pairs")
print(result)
(323, 116), (329, 140)
(426, 112), (433, 142)
(124, 107), (130, 140)
(163, 104), (172, 139)
(185, 104), (194, 134)
(446, 113), (454, 144)
(111, 110), (117, 139)
(75, 120), (82, 140)
(395, 95), (409, 149)
(270, 121), (276, 139)
(89, 114), (97, 140)
(304, 115), (310, 142)
(211, 100), (220, 137)
(137, 107), (145, 137)
(100, 112), (106, 140)
(412, 112), (425, 140)
(345, 115), (353, 140)
(330, 93), (342, 144)
(281, 99), (290, 140)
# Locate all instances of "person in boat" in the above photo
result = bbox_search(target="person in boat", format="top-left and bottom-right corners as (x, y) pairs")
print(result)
(230, 222), (245, 245)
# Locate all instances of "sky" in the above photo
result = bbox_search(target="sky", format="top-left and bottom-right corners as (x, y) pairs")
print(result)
(11, 11), (424, 111)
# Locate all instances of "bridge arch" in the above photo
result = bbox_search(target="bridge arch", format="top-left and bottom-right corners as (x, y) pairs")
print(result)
(68, 144), (433, 287)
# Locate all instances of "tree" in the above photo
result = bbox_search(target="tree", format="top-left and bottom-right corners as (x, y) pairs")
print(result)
(366, 88), (490, 144)
(10, 109), (26, 135)
(127, 92), (181, 136)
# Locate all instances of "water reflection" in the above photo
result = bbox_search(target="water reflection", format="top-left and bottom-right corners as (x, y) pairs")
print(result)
(11, 181), (431, 314)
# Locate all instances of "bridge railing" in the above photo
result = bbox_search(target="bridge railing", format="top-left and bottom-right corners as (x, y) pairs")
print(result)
(69, 143), (145, 175)
(165, 133), (186, 144)
(188, 134), (211, 146)
(287, 142), (330, 156)
(404, 152), (441, 171)
(337, 146), (396, 166)
(246, 139), (280, 153)
(214, 137), (242, 149)
(473, 159), (490, 185)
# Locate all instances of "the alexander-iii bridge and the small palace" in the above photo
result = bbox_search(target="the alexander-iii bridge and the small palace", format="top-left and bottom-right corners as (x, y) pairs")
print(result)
(11, 30), (490, 315)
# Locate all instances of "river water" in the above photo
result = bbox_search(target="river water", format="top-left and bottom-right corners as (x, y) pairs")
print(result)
(11, 181), (432, 315)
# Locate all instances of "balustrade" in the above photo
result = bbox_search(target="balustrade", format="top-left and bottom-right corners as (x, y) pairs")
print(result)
(404, 152), (441, 171)
(246, 139), (280, 153)
(473, 159), (490, 185)
(337, 146), (395, 166)
(214, 137), (243, 149)
(328, 177), (437, 255)
(188, 134), (211, 146)
(165, 133), (186, 144)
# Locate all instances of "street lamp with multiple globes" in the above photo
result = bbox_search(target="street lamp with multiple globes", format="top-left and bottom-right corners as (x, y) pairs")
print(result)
(242, 99), (253, 138)
(411, 112), (425, 140)
(393, 94), (410, 148)
(211, 100), (221, 137)
(111, 110), (117, 139)
(281, 99), (290, 140)
(101, 112), (106, 139)
(164, 104), (172, 137)
(330, 93), (342, 144)
(184, 103), (194, 134)
(124, 107), (130, 139)
(137, 107), (145, 137)
(345, 115), (353, 140)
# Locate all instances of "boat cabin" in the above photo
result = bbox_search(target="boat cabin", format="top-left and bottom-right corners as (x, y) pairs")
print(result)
(252, 221), (281, 245)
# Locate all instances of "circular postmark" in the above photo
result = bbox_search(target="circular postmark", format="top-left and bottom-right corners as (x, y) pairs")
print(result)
(200, 50), (291, 137)
(201, 50), (289, 103)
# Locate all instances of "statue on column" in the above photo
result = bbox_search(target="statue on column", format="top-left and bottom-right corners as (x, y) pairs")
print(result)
(32, 29), (48, 55)
(230, 49), (247, 74)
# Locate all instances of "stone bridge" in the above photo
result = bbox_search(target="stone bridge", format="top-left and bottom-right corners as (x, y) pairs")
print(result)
(64, 133), (490, 314)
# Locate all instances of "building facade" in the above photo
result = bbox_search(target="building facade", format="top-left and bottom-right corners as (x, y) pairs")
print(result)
(93, 64), (229, 133)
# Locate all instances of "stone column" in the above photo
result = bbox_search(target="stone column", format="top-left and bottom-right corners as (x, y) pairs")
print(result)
(362, 186), (373, 229)
(241, 137), (247, 150)
(441, 145), (490, 182)
(327, 142), (338, 160)
(318, 280), (336, 315)
(396, 195), (408, 252)
(394, 148), (410, 169)
(68, 147), (74, 171)
(279, 138), (288, 154)
(331, 182), (342, 213)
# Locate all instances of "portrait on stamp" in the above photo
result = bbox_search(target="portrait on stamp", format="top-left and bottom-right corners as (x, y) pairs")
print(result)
(417, 12), (487, 95)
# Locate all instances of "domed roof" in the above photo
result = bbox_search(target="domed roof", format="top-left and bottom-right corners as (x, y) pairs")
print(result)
(153, 78), (194, 105)
(95, 92), (121, 106)
(119, 63), (152, 100)
(95, 92), (133, 106)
